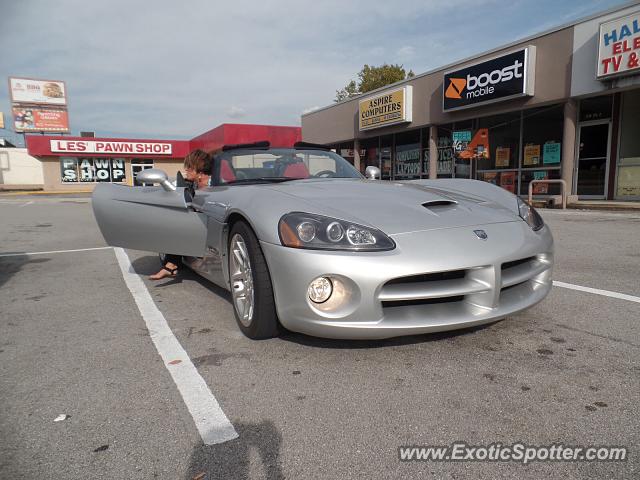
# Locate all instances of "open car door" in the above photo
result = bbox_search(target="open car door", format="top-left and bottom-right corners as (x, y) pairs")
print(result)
(92, 183), (208, 257)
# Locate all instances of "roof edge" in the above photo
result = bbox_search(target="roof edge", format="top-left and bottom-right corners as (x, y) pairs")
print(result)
(302, 1), (639, 118)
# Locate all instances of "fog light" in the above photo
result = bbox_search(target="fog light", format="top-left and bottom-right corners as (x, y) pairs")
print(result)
(308, 276), (333, 303)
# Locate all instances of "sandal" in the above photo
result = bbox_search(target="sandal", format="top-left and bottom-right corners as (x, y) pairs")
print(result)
(149, 265), (178, 281)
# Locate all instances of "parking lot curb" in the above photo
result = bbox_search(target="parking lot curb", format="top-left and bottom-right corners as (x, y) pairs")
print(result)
(0, 190), (93, 196)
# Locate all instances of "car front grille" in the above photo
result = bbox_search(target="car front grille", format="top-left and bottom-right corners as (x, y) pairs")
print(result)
(378, 254), (552, 315)
(379, 269), (486, 307)
(500, 256), (547, 291)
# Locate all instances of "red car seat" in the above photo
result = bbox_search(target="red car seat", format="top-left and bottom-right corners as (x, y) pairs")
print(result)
(220, 160), (236, 182)
(282, 162), (309, 179)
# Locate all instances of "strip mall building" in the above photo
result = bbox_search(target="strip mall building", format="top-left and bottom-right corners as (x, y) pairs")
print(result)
(25, 124), (301, 191)
(302, 4), (640, 201)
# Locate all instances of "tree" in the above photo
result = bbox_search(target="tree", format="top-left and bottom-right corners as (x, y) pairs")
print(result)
(335, 64), (415, 102)
(335, 80), (358, 103)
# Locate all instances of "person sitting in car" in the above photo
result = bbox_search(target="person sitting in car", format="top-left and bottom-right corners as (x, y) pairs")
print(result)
(149, 149), (211, 280)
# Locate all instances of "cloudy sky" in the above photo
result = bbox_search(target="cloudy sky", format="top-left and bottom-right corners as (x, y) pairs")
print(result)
(0, 0), (630, 145)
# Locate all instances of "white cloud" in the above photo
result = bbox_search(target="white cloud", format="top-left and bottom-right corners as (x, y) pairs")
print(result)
(0, 0), (626, 140)
(396, 45), (415, 60)
(227, 106), (246, 119)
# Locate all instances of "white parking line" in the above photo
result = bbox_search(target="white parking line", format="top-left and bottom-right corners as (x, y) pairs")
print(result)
(554, 281), (640, 304)
(0, 246), (113, 258)
(113, 247), (238, 445)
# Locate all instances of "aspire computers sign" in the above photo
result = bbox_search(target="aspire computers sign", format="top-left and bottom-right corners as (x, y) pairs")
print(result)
(442, 46), (536, 112)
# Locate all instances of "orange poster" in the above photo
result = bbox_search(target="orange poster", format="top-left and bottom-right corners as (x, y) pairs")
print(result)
(500, 171), (516, 193)
(459, 128), (489, 160)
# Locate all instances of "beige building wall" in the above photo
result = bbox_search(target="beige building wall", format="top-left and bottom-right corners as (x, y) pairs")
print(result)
(302, 26), (574, 144)
(0, 148), (44, 188)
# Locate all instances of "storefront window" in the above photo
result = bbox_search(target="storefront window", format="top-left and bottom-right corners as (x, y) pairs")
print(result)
(436, 125), (454, 178)
(477, 112), (520, 171)
(520, 168), (562, 196)
(476, 112), (520, 192)
(421, 128), (431, 177)
(617, 90), (640, 198)
(360, 137), (379, 175)
(521, 105), (563, 196)
(132, 159), (154, 186)
(394, 129), (421, 179)
(60, 158), (78, 182)
(60, 157), (126, 183)
(380, 135), (392, 180)
(452, 119), (474, 179)
(338, 142), (355, 166)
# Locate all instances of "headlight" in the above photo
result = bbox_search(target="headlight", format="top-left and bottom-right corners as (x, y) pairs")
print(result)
(517, 197), (544, 231)
(278, 212), (395, 251)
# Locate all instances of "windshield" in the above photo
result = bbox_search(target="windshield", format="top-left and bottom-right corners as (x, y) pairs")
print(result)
(214, 148), (362, 185)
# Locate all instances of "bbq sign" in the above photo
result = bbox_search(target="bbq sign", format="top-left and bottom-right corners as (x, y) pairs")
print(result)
(597, 11), (640, 79)
(358, 86), (413, 131)
(443, 47), (536, 112)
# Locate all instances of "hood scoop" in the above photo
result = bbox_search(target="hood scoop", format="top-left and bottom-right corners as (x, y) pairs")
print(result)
(422, 199), (458, 214)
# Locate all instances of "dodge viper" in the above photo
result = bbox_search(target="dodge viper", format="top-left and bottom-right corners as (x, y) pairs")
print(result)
(93, 141), (553, 340)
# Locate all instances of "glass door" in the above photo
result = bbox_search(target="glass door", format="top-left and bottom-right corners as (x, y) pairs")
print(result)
(575, 122), (610, 198)
(131, 160), (154, 186)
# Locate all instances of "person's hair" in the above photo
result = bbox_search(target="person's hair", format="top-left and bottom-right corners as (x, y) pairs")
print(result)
(183, 149), (211, 174)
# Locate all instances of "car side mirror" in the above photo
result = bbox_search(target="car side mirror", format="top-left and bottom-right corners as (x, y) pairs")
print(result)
(365, 166), (381, 180)
(136, 168), (176, 192)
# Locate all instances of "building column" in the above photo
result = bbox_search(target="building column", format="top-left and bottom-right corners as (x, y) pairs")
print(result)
(353, 138), (361, 172)
(606, 93), (621, 200)
(562, 99), (578, 201)
(429, 126), (438, 179)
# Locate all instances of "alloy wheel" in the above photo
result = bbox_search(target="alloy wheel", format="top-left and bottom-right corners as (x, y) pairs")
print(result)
(230, 234), (254, 326)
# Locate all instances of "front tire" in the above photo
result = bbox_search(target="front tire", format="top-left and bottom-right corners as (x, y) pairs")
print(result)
(228, 221), (280, 339)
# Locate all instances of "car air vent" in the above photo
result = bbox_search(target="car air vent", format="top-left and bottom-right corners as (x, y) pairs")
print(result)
(422, 200), (457, 212)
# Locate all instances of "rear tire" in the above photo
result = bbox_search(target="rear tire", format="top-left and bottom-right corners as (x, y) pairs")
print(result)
(228, 221), (280, 339)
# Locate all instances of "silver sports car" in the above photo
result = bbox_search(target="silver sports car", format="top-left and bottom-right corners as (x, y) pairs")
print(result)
(93, 142), (553, 340)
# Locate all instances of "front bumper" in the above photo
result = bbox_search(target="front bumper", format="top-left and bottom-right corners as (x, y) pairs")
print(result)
(261, 221), (553, 339)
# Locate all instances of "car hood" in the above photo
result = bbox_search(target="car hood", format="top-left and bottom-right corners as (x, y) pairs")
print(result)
(264, 179), (520, 235)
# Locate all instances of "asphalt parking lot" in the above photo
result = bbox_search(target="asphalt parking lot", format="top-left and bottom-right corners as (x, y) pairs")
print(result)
(0, 195), (638, 480)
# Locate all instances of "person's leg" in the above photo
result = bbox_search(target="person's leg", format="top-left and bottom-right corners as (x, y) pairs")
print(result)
(149, 254), (181, 280)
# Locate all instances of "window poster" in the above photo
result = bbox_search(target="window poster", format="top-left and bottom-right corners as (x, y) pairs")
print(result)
(500, 171), (516, 193)
(495, 147), (510, 167)
(533, 170), (549, 194)
(616, 166), (640, 197)
(483, 172), (498, 185)
(60, 158), (78, 182)
(78, 158), (95, 182)
(59, 158), (126, 183)
(458, 128), (489, 160)
(524, 144), (541, 166)
(543, 142), (561, 164)
(452, 130), (472, 143)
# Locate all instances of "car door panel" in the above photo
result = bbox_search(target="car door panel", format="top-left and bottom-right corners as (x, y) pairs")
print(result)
(182, 216), (229, 290)
(92, 183), (208, 257)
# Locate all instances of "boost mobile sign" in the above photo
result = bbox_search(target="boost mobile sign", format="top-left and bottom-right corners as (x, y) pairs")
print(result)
(443, 47), (536, 112)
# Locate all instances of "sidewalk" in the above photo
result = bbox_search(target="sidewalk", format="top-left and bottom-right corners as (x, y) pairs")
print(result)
(566, 200), (640, 211)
